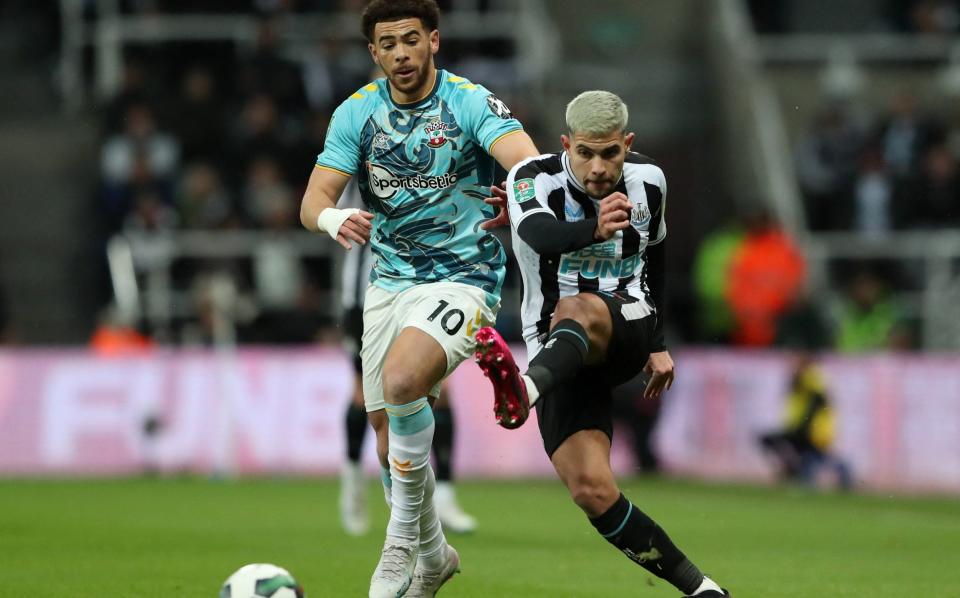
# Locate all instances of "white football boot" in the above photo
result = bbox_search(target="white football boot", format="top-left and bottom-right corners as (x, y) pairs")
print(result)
(369, 540), (418, 598)
(340, 461), (369, 536)
(434, 482), (477, 534)
(405, 544), (460, 597)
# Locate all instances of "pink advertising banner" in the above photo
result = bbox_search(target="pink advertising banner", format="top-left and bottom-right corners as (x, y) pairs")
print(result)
(0, 348), (958, 493)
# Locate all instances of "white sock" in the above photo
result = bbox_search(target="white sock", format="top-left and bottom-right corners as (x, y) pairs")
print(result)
(417, 465), (447, 570)
(434, 481), (454, 504)
(385, 399), (434, 543)
(380, 466), (392, 507)
(522, 374), (541, 406)
(691, 576), (724, 595)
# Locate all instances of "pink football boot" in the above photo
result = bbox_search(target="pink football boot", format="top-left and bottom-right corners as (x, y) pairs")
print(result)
(474, 327), (530, 429)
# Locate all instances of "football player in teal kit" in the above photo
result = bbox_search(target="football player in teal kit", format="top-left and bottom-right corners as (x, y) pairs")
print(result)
(298, 1), (539, 596)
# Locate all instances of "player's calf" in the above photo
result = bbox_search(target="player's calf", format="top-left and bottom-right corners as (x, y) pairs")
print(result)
(589, 493), (729, 596)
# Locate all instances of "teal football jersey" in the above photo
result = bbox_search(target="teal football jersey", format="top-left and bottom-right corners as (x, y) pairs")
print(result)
(316, 70), (523, 305)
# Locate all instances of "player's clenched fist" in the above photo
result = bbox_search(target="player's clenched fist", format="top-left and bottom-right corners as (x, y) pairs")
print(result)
(594, 191), (632, 240)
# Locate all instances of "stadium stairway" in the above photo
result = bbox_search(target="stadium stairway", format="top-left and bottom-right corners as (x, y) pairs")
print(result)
(0, 18), (100, 344)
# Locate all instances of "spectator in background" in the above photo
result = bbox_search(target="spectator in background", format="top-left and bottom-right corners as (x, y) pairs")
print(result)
(230, 93), (298, 186)
(100, 102), (180, 231)
(834, 268), (911, 351)
(237, 16), (308, 113)
(242, 156), (295, 227)
(691, 220), (744, 343)
(246, 190), (325, 344)
(909, 0), (960, 34)
(103, 59), (149, 135)
(777, 286), (832, 351)
(758, 355), (852, 491)
(177, 162), (237, 229)
(302, 38), (370, 113)
(251, 180), (304, 313)
(725, 212), (806, 347)
(900, 142), (960, 228)
(795, 99), (866, 230)
(876, 90), (943, 181)
(852, 145), (894, 235)
(124, 189), (179, 232)
(89, 304), (154, 356)
(172, 65), (226, 164)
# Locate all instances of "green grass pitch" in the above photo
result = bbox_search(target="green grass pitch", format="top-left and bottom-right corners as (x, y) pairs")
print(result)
(1, 477), (958, 597)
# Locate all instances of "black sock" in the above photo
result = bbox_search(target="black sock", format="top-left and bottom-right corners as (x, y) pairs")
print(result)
(345, 403), (368, 463)
(432, 405), (454, 482)
(589, 494), (703, 594)
(526, 319), (589, 396)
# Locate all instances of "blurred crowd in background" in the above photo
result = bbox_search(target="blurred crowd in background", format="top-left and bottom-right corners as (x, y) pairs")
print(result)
(1, 0), (955, 354)
(694, 0), (960, 354)
(82, 0), (543, 347)
(88, 0), (959, 353)
(748, 0), (960, 34)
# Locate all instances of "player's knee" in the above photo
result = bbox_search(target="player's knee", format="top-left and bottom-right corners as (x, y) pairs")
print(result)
(381, 368), (422, 405)
(567, 471), (619, 517)
(552, 296), (593, 328)
(552, 296), (607, 337)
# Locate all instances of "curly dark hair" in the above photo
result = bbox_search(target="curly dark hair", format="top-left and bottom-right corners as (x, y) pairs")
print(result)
(361, 0), (440, 42)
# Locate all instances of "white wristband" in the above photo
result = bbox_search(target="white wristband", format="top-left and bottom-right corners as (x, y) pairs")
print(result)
(316, 207), (360, 242)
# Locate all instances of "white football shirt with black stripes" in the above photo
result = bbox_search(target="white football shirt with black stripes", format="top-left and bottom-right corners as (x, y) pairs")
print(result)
(339, 180), (376, 312)
(506, 151), (667, 358)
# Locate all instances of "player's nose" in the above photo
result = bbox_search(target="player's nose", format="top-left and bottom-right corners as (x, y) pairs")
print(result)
(589, 157), (606, 176)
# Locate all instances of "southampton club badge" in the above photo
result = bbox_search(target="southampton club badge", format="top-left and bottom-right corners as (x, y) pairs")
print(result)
(424, 118), (449, 148)
(372, 131), (391, 150)
(486, 94), (513, 119)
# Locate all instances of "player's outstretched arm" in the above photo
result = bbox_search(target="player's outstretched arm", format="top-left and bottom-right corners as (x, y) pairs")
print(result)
(481, 132), (540, 229)
(489, 130), (539, 172)
(300, 166), (373, 250)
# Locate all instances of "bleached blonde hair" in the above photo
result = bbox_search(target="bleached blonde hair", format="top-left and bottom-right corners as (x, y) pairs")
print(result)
(565, 90), (628, 137)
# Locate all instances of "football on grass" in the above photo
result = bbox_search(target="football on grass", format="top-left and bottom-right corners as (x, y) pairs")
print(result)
(219, 563), (305, 598)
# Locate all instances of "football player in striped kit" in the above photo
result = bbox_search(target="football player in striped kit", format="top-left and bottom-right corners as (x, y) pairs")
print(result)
(475, 91), (731, 598)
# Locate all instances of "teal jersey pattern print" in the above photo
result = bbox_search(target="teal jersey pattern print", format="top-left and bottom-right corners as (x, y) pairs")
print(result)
(316, 70), (523, 304)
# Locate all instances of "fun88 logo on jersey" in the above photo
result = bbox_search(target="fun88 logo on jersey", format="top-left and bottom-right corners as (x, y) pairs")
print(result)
(367, 161), (459, 201)
(559, 242), (641, 279)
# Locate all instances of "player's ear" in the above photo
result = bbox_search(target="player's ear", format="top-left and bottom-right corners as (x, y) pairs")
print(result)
(367, 42), (379, 64)
(624, 132), (635, 150)
(429, 29), (440, 55)
(561, 134), (571, 152)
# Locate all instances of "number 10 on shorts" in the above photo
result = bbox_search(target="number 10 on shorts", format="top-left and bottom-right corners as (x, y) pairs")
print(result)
(427, 299), (484, 337)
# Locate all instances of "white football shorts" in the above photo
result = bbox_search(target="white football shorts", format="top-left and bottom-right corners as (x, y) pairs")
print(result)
(360, 281), (499, 413)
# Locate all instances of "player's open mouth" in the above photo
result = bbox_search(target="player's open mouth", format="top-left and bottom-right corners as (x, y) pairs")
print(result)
(395, 68), (416, 79)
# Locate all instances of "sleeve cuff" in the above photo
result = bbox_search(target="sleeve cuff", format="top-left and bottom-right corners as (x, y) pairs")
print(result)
(485, 128), (524, 154)
(315, 163), (354, 177)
